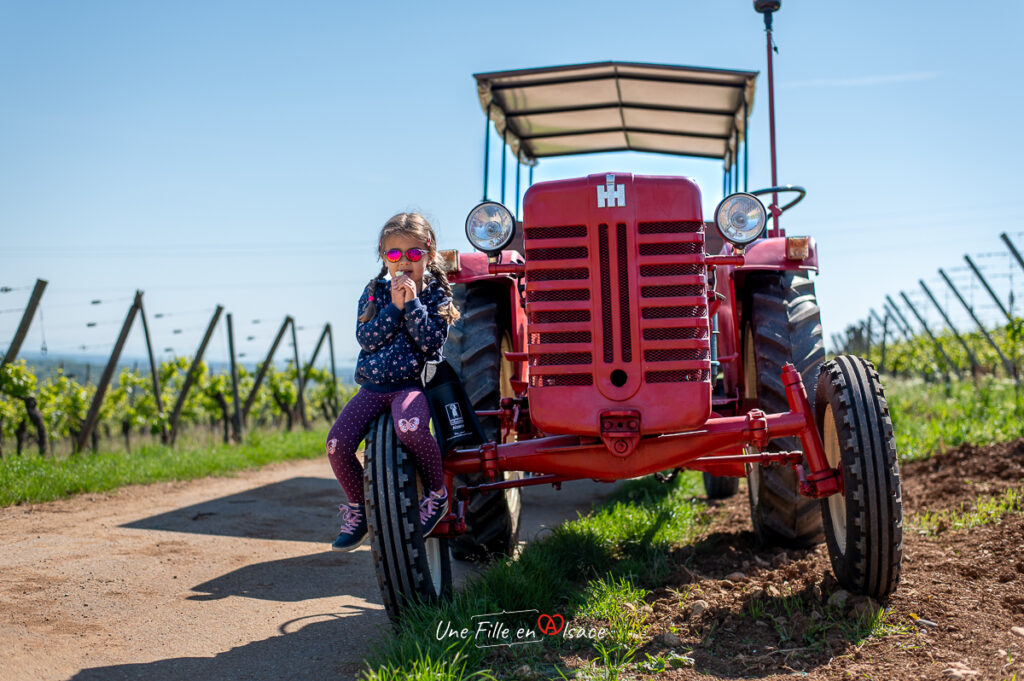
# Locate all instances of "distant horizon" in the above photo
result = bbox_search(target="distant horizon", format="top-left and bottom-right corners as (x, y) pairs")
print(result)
(10, 349), (355, 384)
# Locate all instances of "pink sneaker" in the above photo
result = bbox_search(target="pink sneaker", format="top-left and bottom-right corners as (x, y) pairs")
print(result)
(331, 503), (367, 552)
(419, 488), (449, 538)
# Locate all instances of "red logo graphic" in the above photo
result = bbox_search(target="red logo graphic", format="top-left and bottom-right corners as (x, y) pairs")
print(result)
(537, 613), (565, 636)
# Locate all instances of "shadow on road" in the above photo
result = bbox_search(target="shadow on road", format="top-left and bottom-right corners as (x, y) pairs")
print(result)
(68, 612), (381, 681)
(187, 550), (380, 603)
(120, 477), (345, 543)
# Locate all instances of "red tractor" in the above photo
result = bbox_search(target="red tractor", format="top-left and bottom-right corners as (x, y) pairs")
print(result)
(363, 2), (902, 621)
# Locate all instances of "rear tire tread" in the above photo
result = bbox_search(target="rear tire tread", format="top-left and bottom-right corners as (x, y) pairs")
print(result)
(747, 272), (826, 547)
(445, 284), (522, 561)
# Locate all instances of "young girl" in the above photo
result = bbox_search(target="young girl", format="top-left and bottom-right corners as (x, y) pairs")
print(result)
(326, 212), (460, 552)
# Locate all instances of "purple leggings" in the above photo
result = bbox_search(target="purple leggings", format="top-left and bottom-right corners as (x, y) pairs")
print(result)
(326, 386), (444, 505)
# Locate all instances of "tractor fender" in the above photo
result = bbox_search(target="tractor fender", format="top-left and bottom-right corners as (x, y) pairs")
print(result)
(734, 236), (818, 273)
(447, 250), (527, 382)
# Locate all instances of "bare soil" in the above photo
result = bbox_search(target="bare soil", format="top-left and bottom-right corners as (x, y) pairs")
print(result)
(555, 438), (1024, 681)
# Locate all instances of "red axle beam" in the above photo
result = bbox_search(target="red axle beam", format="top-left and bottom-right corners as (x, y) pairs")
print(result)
(444, 363), (840, 497)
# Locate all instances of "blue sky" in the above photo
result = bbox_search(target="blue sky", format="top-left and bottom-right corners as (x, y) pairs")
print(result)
(2, 1), (1022, 373)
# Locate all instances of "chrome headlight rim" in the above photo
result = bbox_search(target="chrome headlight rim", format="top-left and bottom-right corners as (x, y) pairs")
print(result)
(465, 201), (516, 255)
(714, 192), (767, 246)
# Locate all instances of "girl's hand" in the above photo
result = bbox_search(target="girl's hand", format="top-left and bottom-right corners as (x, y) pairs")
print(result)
(391, 274), (417, 310)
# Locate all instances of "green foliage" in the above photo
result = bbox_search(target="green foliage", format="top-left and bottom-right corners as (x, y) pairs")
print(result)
(0, 359), (37, 398)
(0, 356), (352, 454)
(37, 369), (93, 441)
(886, 377), (1024, 460)
(864, 316), (1024, 379)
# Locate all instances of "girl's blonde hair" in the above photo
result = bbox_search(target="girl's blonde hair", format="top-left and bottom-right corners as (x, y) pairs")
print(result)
(357, 212), (461, 325)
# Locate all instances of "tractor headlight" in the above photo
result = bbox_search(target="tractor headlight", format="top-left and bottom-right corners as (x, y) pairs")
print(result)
(465, 201), (516, 255)
(714, 193), (766, 246)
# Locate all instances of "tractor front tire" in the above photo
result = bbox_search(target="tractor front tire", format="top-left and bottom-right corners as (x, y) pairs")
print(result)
(816, 355), (903, 599)
(444, 283), (522, 562)
(745, 272), (826, 548)
(364, 411), (452, 622)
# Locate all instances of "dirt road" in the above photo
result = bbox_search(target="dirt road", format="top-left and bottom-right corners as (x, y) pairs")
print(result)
(0, 458), (623, 681)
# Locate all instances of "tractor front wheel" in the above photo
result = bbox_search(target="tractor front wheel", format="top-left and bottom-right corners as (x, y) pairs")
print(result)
(816, 355), (903, 599)
(364, 411), (452, 621)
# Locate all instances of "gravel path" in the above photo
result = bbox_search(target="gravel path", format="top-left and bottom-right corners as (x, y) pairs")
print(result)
(0, 457), (623, 681)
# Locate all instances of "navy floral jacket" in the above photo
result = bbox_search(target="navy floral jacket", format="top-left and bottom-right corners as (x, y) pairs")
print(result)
(354, 275), (451, 392)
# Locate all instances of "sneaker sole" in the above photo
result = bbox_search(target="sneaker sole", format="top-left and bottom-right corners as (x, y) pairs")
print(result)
(331, 534), (367, 553)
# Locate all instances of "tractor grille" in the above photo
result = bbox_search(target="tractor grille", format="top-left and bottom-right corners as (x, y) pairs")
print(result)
(635, 220), (710, 384)
(524, 218), (710, 390)
(525, 224), (594, 387)
(646, 369), (711, 383)
(521, 175), (714, 437)
(617, 224), (632, 363)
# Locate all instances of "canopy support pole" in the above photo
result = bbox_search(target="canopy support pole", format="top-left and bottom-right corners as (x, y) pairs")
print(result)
(515, 159), (521, 220)
(501, 129), (507, 206)
(733, 128), (741, 192)
(762, 7), (781, 235)
(743, 98), (749, 192)
(482, 103), (491, 202)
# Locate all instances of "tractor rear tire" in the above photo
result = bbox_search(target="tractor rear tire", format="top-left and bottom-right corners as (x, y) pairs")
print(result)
(444, 283), (522, 562)
(816, 355), (903, 598)
(745, 272), (826, 548)
(702, 472), (740, 499)
(364, 411), (452, 622)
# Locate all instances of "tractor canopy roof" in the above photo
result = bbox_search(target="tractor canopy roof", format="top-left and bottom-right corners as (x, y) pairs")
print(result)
(474, 61), (757, 170)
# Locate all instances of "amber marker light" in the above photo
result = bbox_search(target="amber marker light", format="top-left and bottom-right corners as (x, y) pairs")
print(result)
(437, 249), (461, 273)
(786, 236), (810, 260)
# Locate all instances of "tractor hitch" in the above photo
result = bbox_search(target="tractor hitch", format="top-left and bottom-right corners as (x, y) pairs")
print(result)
(600, 411), (641, 457)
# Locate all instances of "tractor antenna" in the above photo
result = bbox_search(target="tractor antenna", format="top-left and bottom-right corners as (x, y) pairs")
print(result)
(754, 0), (782, 235)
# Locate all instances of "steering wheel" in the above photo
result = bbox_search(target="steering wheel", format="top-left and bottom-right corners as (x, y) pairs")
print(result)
(750, 185), (806, 222)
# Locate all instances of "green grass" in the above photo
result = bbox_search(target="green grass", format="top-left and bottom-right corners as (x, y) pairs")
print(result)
(363, 643), (497, 681)
(362, 472), (710, 680)
(885, 377), (1024, 460)
(0, 428), (326, 506)
(908, 487), (1024, 535)
(574, 576), (648, 647)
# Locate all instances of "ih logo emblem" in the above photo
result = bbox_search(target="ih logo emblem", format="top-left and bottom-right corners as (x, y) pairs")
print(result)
(596, 174), (625, 208)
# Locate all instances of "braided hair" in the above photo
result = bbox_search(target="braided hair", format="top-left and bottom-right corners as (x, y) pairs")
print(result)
(428, 258), (460, 324)
(356, 263), (389, 323)
(356, 213), (460, 325)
